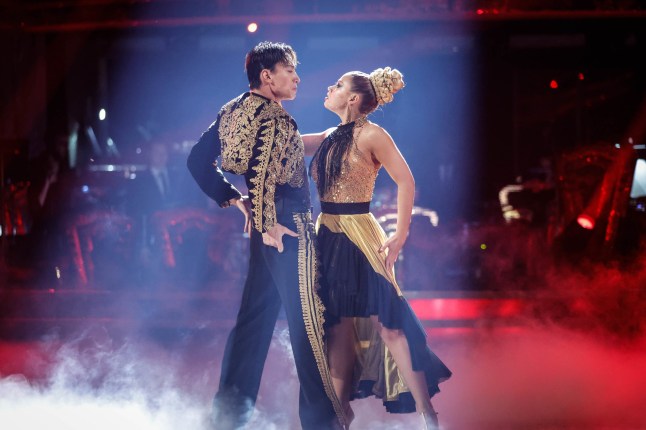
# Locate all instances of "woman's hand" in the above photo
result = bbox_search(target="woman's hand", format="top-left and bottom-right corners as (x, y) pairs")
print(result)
(379, 232), (407, 273)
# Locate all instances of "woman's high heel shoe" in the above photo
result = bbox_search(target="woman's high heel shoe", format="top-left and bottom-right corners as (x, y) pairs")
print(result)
(420, 410), (439, 430)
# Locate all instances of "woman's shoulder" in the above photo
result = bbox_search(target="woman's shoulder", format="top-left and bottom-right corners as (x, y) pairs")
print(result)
(361, 121), (392, 143)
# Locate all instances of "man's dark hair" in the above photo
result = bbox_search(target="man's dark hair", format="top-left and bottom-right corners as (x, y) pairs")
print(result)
(245, 41), (297, 89)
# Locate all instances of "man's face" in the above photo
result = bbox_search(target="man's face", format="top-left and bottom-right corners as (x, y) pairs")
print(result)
(267, 62), (300, 101)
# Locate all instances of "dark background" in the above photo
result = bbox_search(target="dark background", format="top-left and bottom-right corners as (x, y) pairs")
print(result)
(1, 1), (646, 293)
(2, 2), (644, 221)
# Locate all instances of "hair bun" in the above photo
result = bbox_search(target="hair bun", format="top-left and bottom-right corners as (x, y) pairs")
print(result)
(369, 67), (405, 106)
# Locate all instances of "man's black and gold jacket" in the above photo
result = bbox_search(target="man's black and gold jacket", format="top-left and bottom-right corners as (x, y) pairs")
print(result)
(187, 92), (311, 233)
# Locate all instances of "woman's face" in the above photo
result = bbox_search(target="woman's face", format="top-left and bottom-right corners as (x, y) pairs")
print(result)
(324, 73), (354, 113)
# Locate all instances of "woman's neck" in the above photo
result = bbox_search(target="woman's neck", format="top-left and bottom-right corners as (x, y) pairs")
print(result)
(338, 111), (365, 125)
(339, 115), (366, 126)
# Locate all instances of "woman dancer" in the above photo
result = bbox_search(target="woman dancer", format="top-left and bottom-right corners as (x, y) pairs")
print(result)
(304, 68), (451, 429)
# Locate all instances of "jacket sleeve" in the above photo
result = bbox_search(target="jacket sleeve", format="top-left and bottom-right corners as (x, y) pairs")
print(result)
(247, 117), (281, 233)
(186, 117), (242, 207)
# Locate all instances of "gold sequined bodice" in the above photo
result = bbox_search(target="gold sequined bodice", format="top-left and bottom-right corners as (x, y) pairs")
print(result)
(311, 120), (380, 203)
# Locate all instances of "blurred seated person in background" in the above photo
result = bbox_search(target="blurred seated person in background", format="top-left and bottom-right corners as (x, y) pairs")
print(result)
(127, 142), (177, 267)
(127, 141), (206, 221)
(126, 141), (206, 280)
(130, 142), (175, 216)
(27, 135), (76, 263)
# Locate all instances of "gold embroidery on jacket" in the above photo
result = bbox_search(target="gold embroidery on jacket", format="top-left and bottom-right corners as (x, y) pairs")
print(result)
(218, 95), (265, 174)
(274, 117), (305, 189)
(219, 94), (306, 232)
(250, 120), (276, 232)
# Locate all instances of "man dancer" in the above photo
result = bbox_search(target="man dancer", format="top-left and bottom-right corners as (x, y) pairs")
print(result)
(187, 42), (345, 430)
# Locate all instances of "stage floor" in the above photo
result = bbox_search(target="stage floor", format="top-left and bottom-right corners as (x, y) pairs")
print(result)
(1, 288), (645, 430)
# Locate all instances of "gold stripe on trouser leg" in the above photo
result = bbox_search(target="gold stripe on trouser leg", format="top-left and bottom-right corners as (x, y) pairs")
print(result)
(294, 213), (348, 429)
(316, 213), (402, 296)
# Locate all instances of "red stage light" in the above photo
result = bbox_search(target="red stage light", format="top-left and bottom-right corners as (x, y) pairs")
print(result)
(578, 72), (585, 80)
(577, 214), (595, 230)
(550, 80), (559, 89)
(409, 298), (524, 321)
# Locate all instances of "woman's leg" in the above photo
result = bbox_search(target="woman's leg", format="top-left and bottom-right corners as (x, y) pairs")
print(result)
(327, 317), (357, 424)
(370, 316), (437, 419)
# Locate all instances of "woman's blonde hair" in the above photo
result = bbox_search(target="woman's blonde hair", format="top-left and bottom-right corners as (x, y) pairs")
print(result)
(368, 67), (405, 107)
(347, 67), (405, 115)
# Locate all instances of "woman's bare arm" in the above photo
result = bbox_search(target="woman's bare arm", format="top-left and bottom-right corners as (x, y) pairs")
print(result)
(302, 127), (336, 156)
(362, 125), (415, 272)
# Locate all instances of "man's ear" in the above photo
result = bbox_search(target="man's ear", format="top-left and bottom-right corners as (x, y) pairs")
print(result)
(260, 69), (271, 85)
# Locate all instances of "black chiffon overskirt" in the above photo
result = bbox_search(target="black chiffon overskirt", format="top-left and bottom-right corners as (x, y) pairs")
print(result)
(317, 224), (452, 413)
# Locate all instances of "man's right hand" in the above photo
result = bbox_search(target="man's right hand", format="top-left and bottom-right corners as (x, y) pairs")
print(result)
(262, 223), (298, 253)
(231, 196), (251, 234)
